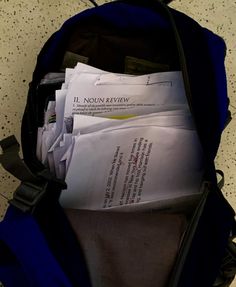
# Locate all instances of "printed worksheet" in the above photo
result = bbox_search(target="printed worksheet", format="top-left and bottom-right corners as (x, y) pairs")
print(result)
(64, 71), (187, 120)
(60, 125), (204, 211)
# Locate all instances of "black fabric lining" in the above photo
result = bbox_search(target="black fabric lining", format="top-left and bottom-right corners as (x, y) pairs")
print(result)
(65, 20), (179, 74)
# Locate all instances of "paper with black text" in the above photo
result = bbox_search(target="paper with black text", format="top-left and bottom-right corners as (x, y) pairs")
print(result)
(60, 125), (204, 211)
(64, 71), (186, 120)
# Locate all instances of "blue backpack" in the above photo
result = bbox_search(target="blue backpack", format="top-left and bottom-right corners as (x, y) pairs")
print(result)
(1, 1), (236, 286)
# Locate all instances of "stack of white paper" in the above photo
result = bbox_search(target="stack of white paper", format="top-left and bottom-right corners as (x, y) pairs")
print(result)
(37, 62), (204, 211)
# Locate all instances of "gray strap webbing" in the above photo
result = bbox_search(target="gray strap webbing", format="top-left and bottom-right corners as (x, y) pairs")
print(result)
(0, 135), (39, 183)
(0, 135), (66, 213)
(216, 170), (225, 190)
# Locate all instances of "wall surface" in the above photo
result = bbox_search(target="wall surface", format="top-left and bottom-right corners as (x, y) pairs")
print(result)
(0, 0), (235, 285)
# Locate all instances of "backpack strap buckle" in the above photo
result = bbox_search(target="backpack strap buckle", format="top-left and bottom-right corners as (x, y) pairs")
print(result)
(1, 135), (67, 213)
(9, 181), (48, 213)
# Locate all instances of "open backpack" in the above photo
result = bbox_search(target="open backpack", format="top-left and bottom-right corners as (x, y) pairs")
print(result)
(1, 0), (236, 286)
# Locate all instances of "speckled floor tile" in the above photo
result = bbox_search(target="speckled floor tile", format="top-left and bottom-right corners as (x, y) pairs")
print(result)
(216, 117), (236, 199)
(0, 0), (236, 285)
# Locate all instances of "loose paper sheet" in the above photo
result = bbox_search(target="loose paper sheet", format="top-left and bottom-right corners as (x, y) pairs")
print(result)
(60, 126), (204, 210)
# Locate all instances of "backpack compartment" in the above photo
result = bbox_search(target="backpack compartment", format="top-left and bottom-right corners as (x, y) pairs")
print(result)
(17, 2), (234, 287)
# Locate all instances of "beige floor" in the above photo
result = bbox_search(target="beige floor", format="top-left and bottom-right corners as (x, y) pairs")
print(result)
(0, 0), (235, 285)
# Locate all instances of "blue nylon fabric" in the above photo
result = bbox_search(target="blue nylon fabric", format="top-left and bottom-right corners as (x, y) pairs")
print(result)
(203, 28), (228, 132)
(0, 206), (72, 287)
(63, 2), (169, 30)
(171, 8), (225, 161)
(0, 263), (29, 287)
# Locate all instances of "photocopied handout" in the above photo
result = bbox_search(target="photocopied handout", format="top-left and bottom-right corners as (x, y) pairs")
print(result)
(36, 62), (204, 213)
(59, 125), (204, 211)
(63, 71), (187, 120)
